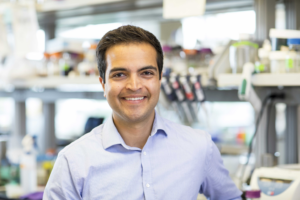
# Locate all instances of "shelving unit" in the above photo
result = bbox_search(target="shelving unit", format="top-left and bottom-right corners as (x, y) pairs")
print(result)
(216, 73), (300, 167)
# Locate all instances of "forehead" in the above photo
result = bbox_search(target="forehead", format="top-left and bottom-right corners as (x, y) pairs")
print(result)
(105, 43), (157, 68)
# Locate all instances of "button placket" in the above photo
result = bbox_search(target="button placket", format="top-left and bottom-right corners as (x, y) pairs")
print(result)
(141, 138), (155, 199)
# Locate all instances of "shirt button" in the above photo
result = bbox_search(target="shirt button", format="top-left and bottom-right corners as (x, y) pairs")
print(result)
(146, 183), (150, 188)
(143, 152), (147, 155)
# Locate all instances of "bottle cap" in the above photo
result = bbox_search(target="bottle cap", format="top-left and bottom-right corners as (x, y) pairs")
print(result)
(162, 45), (172, 52)
(245, 190), (261, 198)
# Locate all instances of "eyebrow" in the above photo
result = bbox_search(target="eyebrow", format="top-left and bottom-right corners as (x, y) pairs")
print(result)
(109, 67), (128, 74)
(109, 66), (158, 74)
(138, 66), (158, 72)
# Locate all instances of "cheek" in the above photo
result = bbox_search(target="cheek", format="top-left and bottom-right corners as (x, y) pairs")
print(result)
(106, 83), (122, 98)
(148, 81), (161, 95)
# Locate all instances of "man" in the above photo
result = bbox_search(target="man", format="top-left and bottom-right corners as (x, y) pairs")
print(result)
(44, 25), (242, 200)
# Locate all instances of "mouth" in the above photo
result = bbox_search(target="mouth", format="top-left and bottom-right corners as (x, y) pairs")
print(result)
(124, 97), (145, 101)
(121, 96), (147, 103)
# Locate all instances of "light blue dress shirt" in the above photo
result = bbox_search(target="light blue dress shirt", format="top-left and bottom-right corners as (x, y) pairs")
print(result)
(44, 112), (242, 200)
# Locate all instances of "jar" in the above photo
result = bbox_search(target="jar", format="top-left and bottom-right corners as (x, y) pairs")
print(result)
(229, 41), (259, 74)
(269, 51), (288, 73)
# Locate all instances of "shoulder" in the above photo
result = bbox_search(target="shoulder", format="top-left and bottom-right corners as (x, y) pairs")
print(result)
(162, 117), (210, 141)
(160, 117), (212, 154)
(58, 124), (104, 159)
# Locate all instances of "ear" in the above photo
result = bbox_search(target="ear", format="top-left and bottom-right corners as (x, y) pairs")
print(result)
(99, 77), (106, 97)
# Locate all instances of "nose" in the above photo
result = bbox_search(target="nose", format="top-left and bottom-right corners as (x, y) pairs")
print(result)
(126, 74), (142, 91)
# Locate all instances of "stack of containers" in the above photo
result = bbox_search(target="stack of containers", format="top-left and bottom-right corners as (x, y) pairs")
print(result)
(269, 29), (300, 73)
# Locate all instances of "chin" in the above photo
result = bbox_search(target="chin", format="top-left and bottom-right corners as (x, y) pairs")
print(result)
(126, 112), (145, 122)
(124, 110), (153, 123)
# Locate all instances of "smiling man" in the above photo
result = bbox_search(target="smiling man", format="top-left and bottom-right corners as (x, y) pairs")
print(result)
(44, 25), (242, 200)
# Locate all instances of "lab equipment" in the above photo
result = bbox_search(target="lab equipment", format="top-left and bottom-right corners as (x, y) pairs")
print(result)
(288, 38), (300, 73)
(208, 40), (237, 88)
(285, 51), (298, 73)
(269, 51), (288, 73)
(250, 165), (300, 200)
(269, 29), (300, 51)
(20, 135), (37, 195)
(238, 63), (261, 112)
(256, 40), (271, 73)
(47, 53), (60, 76)
(59, 53), (73, 76)
(229, 41), (258, 74)
(78, 43), (98, 77)
(180, 76), (198, 123)
(161, 76), (185, 122)
(191, 75), (205, 102)
(171, 75), (193, 124)
(246, 190), (261, 200)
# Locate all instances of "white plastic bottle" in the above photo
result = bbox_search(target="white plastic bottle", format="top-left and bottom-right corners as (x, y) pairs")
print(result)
(20, 135), (37, 195)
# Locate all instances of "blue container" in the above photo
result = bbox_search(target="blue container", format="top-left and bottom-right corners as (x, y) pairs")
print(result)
(287, 38), (300, 46)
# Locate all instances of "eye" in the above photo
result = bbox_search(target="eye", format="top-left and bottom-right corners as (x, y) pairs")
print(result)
(142, 71), (154, 76)
(113, 73), (125, 78)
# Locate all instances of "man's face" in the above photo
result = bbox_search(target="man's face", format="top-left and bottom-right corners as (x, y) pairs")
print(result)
(99, 43), (161, 123)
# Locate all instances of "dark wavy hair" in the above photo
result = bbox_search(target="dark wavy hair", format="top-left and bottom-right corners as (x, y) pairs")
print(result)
(96, 25), (163, 83)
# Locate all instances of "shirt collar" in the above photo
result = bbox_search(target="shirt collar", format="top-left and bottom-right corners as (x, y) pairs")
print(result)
(102, 115), (125, 150)
(150, 111), (168, 137)
(102, 110), (168, 150)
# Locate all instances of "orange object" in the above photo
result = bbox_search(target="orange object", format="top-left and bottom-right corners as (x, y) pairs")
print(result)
(49, 52), (62, 59)
(44, 53), (50, 59)
(183, 49), (198, 55)
(236, 130), (246, 144)
(90, 43), (98, 50)
(46, 148), (56, 156)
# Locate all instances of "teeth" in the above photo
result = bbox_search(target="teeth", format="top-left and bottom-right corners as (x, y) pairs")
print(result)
(125, 97), (144, 101)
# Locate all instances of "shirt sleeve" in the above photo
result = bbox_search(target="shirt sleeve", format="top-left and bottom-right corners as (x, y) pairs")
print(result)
(199, 135), (242, 200)
(43, 153), (82, 200)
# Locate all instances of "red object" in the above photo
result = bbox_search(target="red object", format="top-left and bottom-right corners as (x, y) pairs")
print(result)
(194, 82), (201, 90)
(172, 81), (179, 89)
(186, 92), (194, 100)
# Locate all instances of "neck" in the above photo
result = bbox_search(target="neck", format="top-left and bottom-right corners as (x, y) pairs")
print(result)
(112, 111), (155, 149)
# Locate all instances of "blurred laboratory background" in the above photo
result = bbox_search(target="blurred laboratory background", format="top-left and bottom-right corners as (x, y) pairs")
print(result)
(0, 0), (300, 199)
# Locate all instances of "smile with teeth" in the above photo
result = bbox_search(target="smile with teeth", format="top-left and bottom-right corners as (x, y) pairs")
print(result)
(124, 97), (145, 101)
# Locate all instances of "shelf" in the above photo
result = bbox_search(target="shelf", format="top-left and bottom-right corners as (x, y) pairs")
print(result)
(217, 74), (241, 88)
(217, 73), (300, 87)
(218, 144), (248, 155)
(0, 77), (103, 91)
(251, 74), (300, 86)
(35, 0), (124, 12)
